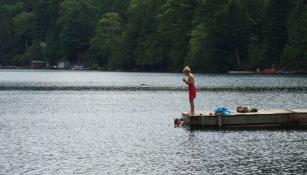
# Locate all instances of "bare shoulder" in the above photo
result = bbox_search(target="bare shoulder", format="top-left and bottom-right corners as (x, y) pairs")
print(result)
(189, 73), (195, 79)
(188, 73), (195, 83)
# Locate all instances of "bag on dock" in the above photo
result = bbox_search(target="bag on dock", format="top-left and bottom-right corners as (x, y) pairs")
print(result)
(236, 106), (258, 113)
(214, 106), (231, 117)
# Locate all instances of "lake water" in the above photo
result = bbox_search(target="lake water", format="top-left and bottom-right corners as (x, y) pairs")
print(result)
(0, 70), (307, 174)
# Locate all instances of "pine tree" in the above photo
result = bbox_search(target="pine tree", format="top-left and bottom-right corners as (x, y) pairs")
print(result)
(281, 0), (307, 71)
(158, 0), (197, 71)
(262, 0), (290, 67)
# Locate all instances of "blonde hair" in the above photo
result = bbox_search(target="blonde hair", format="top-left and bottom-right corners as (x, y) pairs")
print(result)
(183, 66), (191, 73)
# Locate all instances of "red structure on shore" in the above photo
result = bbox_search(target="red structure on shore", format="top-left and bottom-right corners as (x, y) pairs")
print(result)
(31, 61), (48, 69)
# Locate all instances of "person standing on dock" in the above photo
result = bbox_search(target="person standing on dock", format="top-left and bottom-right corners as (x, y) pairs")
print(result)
(183, 66), (197, 115)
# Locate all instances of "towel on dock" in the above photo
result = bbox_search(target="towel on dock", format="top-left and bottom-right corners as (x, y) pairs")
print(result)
(215, 106), (231, 117)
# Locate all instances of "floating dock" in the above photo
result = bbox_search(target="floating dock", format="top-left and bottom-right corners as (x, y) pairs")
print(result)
(182, 109), (307, 129)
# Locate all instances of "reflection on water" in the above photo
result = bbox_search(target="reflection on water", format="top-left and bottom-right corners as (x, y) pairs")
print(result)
(0, 70), (307, 174)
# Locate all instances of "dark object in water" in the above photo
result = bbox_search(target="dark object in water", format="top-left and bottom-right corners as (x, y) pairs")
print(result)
(174, 118), (184, 127)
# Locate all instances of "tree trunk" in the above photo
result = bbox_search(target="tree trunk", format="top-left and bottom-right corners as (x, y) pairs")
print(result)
(25, 39), (28, 50)
(235, 48), (241, 68)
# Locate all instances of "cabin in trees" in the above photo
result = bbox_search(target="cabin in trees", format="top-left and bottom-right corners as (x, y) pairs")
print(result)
(31, 61), (49, 69)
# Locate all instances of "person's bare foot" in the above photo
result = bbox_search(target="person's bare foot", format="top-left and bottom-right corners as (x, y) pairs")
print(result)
(187, 112), (194, 116)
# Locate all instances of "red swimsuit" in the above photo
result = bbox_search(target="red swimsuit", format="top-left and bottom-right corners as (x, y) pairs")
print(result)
(188, 84), (196, 100)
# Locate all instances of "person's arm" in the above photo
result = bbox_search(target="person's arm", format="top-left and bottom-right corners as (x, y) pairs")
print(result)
(183, 77), (189, 85)
(184, 75), (194, 85)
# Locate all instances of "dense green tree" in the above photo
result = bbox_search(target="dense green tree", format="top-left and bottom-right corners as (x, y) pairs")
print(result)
(89, 12), (123, 68)
(44, 0), (61, 65)
(0, 5), (13, 65)
(132, 0), (168, 70)
(32, 0), (52, 40)
(245, 0), (266, 70)
(119, 0), (164, 70)
(56, 0), (98, 64)
(0, 0), (306, 72)
(262, 0), (290, 67)
(282, 0), (307, 70)
(12, 11), (35, 65)
(188, 0), (254, 72)
(158, 0), (197, 71)
(0, 2), (27, 65)
(187, 0), (231, 72)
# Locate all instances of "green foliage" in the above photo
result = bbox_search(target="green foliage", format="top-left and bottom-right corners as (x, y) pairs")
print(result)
(0, 0), (306, 72)
(0, 5), (13, 65)
(16, 41), (46, 66)
(158, 0), (197, 71)
(261, 0), (290, 66)
(57, 0), (98, 63)
(187, 0), (232, 72)
(282, 0), (307, 70)
(89, 12), (123, 68)
(130, 0), (168, 70)
(245, 0), (266, 70)
(13, 11), (34, 40)
(119, 0), (164, 70)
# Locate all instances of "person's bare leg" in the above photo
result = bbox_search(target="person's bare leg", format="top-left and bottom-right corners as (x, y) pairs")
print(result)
(189, 98), (195, 115)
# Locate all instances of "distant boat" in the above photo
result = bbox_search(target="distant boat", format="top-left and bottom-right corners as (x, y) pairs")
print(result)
(72, 65), (88, 70)
(228, 71), (255, 74)
(262, 67), (276, 74)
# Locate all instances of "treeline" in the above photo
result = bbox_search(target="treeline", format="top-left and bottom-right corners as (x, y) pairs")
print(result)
(0, 0), (306, 72)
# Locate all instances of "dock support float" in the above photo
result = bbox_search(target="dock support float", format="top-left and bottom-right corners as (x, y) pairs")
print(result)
(217, 114), (222, 128)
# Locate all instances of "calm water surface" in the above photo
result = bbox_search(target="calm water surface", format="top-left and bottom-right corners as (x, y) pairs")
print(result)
(0, 70), (307, 174)
(1, 69), (307, 89)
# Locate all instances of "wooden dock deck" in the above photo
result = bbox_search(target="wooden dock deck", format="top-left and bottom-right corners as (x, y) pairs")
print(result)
(182, 109), (307, 129)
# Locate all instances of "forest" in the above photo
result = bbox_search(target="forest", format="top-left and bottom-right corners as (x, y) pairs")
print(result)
(0, 0), (306, 72)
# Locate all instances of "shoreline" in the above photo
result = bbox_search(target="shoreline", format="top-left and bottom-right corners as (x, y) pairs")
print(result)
(1, 67), (307, 75)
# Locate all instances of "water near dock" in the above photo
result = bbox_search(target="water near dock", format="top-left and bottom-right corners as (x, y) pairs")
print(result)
(0, 69), (307, 174)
